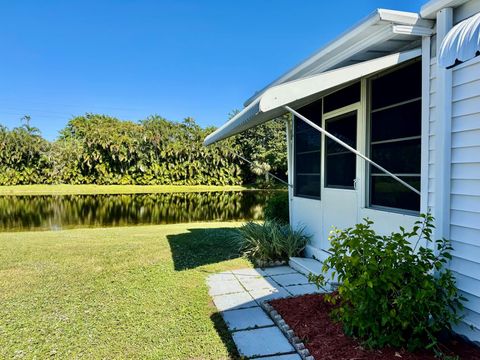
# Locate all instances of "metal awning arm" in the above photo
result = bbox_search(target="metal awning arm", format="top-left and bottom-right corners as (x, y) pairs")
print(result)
(284, 106), (421, 196)
(227, 147), (291, 187)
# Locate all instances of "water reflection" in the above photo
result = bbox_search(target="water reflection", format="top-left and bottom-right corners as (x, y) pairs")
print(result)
(0, 191), (275, 232)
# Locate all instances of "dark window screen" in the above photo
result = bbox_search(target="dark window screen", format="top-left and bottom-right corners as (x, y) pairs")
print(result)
(371, 61), (421, 110)
(324, 82), (361, 113)
(294, 99), (322, 199)
(369, 61), (421, 212)
(325, 112), (357, 189)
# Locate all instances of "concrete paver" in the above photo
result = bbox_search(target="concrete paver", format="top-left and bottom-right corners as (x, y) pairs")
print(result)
(261, 266), (298, 276)
(271, 273), (309, 287)
(286, 283), (323, 296)
(208, 265), (315, 358)
(249, 288), (291, 303)
(232, 326), (295, 358)
(221, 307), (274, 331)
(208, 280), (245, 296)
(212, 292), (256, 311)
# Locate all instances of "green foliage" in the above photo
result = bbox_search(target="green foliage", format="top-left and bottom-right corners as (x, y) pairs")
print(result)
(230, 112), (288, 186)
(235, 220), (309, 263)
(264, 191), (289, 224)
(0, 121), (50, 185)
(310, 214), (465, 354)
(0, 113), (287, 186)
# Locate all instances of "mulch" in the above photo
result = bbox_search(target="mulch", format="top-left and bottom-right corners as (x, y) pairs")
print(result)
(269, 294), (480, 360)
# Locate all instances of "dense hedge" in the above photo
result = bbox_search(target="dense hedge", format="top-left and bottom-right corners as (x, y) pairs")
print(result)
(0, 114), (287, 186)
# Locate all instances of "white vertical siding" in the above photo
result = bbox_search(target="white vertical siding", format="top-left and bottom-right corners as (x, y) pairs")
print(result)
(449, 55), (480, 342)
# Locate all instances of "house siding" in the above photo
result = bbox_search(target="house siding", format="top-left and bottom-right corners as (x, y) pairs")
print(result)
(449, 55), (480, 341)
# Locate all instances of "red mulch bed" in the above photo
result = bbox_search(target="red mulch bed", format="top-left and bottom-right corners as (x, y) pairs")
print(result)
(269, 294), (480, 360)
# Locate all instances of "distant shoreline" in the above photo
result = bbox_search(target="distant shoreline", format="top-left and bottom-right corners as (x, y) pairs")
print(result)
(0, 184), (269, 196)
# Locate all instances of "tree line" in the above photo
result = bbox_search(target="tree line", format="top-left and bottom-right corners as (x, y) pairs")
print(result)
(0, 114), (287, 186)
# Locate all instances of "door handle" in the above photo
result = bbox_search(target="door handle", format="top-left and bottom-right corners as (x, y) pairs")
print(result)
(353, 178), (357, 190)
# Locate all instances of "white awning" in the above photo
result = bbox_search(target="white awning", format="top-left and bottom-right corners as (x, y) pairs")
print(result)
(204, 48), (421, 146)
(439, 12), (480, 68)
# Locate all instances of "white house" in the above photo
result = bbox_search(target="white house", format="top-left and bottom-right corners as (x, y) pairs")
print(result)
(204, 0), (480, 343)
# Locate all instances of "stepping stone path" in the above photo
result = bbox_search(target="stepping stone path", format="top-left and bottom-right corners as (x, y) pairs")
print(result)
(207, 265), (323, 359)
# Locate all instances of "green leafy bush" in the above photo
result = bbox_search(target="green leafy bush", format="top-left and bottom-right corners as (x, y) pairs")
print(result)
(0, 114), (288, 186)
(264, 192), (289, 224)
(235, 220), (309, 263)
(310, 214), (465, 353)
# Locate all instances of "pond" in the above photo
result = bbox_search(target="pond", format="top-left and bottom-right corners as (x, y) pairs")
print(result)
(0, 191), (278, 232)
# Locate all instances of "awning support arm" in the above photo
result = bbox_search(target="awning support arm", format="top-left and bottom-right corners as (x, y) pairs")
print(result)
(226, 147), (291, 187)
(284, 106), (421, 196)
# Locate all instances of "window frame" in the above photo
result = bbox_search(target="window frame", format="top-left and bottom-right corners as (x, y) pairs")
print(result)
(323, 109), (358, 190)
(366, 60), (422, 215)
(293, 103), (322, 200)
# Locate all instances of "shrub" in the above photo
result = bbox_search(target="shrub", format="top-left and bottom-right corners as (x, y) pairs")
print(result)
(310, 214), (465, 354)
(264, 192), (289, 224)
(235, 220), (309, 263)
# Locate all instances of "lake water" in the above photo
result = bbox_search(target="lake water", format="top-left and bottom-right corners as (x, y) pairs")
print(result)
(0, 191), (276, 232)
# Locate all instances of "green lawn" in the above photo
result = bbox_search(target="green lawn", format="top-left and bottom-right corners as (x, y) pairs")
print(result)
(0, 184), (253, 196)
(0, 222), (251, 359)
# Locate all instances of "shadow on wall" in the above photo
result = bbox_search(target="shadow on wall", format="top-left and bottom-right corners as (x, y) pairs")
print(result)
(167, 227), (242, 271)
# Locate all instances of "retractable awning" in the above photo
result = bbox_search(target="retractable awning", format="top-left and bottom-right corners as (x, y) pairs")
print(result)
(204, 48), (421, 146)
(438, 11), (480, 68)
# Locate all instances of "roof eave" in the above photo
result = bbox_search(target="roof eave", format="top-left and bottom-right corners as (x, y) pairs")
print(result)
(243, 8), (433, 107)
(420, 0), (470, 19)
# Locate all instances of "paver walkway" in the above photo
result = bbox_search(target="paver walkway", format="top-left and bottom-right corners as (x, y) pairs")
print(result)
(207, 265), (322, 359)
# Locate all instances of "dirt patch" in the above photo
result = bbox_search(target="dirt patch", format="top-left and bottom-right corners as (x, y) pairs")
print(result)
(269, 294), (480, 360)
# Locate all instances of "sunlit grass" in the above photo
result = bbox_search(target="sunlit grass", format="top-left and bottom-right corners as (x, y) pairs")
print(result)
(0, 222), (251, 359)
(0, 184), (254, 196)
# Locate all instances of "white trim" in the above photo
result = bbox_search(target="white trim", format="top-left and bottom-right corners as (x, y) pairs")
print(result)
(259, 49), (422, 113)
(421, 35), (431, 215)
(392, 24), (434, 36)
(421, 0), (469, 19)
(322, 102), (361, 119)
(359, 78), (368, 209)
(244, 9), (433, 106)
(286, 117), (294, 225)
(434, 7), (453, 241)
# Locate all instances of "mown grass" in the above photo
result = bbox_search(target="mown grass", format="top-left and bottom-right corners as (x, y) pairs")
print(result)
(0, 222), (251, 359)
(0, 184), (253, 196)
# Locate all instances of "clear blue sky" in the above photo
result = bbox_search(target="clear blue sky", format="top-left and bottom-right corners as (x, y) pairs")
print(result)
(0, 0), (425, 140)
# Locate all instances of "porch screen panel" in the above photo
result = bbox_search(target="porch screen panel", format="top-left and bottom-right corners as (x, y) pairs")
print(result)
(369, 61), (421, 212)
(325, 112), (357, 189)
(323, 82), (360, 113)
(294, 99), (322, 199)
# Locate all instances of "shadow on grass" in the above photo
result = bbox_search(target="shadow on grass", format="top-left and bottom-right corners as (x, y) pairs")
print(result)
(167, 227), (242, 271)
(210, 312), (242, 360)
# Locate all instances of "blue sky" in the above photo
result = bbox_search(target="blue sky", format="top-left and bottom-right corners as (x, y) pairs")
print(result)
(0, 0), (424, 140)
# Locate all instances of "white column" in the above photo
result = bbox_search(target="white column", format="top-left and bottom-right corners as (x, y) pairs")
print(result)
(421, 35), (431, 215)
(285, 116), (294, 225)
(434, 7), (453, 241)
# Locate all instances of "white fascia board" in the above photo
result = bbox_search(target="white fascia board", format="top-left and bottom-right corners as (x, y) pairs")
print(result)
(244, 9), (433, 107)
(259, 48), (422, 113)
(420, 0), (469, 19)
(392, 24), (434, 36)
(378, 8), (433, 26)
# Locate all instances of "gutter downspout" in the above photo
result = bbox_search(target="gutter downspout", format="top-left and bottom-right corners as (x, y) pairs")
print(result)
(434, 8), (453, 241)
